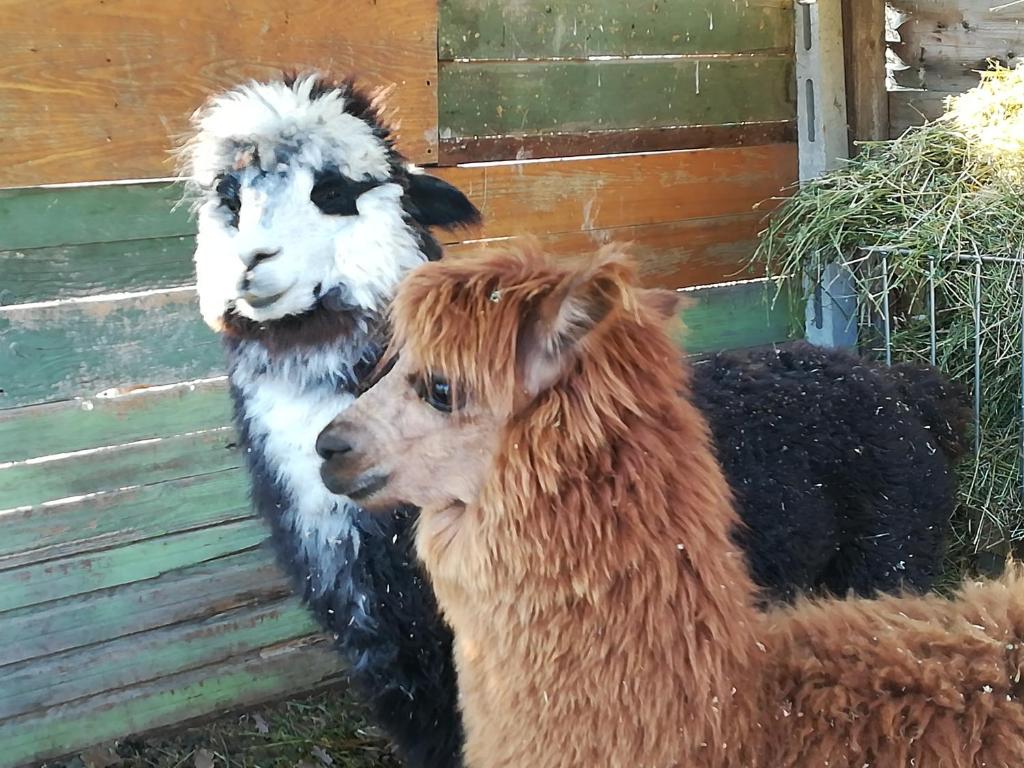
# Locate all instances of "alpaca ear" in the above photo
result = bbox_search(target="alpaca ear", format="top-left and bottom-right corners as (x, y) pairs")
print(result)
(514, 271), (616, 405)
(639, 288), (688, 323)
(404, 171), (481, 229)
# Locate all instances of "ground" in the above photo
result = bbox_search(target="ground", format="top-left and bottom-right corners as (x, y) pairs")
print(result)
(41, 684), (400, 768)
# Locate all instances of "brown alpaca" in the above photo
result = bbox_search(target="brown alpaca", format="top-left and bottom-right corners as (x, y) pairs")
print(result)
(317, 244), (1024, 768)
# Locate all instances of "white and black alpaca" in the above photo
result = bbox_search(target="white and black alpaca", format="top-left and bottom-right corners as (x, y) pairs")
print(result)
(181, 74), (478, 768)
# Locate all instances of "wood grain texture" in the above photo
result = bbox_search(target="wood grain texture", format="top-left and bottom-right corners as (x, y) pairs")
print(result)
(0, 469), (248, 568)
(440, 0), (793, 59)
(0, 549), (290, 667)
(435, 143), (797, 242)
(0, 183), (189, 251)
(0, 600), (318, 720)
(0, 640), (344, 768)
(0, 289), (224, 409)
(0, 518), (268, 614)
(0, 429), (241, 511)
(843, 0), (888, 147)
(438, 121), (797, 164)
(889, 89), (951, 136)
(680, 279), (796, 354)
(439, 57), (795, 139)
(445, 213), (768, 289)
(2, 236), (196, 306)
(889, 0), (1023, 94)
(0, 379), (230, 464)
(0, 0), (438, 187)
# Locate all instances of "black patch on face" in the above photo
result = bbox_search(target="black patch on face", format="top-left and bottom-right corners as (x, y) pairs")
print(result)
(310, 169), (384, 216)
(215, 174), (241, 228)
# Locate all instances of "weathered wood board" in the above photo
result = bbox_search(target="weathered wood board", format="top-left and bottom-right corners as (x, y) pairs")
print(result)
(438, 0), (795, 161)
(1, 641), (344, 768)
(439, 57), (795, 136)
(0, 0), (439, 186)
(445, 213), (769, 289)
(0, 379), (230, 464)
(0, 289), (224, 408)
(435, 144), (796, 242)
(887, 0), (1023, 135)
(441, 0), (793, 60)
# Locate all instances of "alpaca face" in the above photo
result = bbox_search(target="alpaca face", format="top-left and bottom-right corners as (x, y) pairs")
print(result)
(183, 74), (478, 329)
(316, 246), (683, 517)
(316, 350), (503, 516)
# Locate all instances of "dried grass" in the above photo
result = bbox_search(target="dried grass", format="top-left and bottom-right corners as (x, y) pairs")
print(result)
(754, 65), (1024, 573)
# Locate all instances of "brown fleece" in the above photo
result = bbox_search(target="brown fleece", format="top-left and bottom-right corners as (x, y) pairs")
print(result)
(389, 244), (1024, 768)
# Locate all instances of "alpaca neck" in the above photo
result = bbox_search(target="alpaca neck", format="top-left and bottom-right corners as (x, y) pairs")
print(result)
(464, 354), (760, 763)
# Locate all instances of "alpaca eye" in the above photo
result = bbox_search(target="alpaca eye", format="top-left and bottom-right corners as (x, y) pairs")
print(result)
(215, 175), (241, 226)
(416, 375), (453, 414)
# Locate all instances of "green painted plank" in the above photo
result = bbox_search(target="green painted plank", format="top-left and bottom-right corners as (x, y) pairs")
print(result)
(0, 379), (231, 464)
(0, 469), (249, 567)
(1, 235), (197, 306)
(0, 183), (192, 251)
(440, 0), (793, 60)
(681, 279), (798, 354)
(0, 518), (268, 614)
(0, 549), (289, 668)
(0, 600), (319, 720)
(0, 641), (344, 768)
(439, 57), (795, 139)
(0, 289), (224, 409)
(0, 428), (242, 511)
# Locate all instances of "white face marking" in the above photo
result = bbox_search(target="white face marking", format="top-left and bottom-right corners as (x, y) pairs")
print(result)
(185, 75), (427, 327)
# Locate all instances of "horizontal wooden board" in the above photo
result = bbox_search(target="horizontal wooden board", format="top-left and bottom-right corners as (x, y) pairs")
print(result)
(0, 289), (224, 409)
(440, 0), (793, 59)
(439, 57), (795, 139)
(0, 469), (248, 568)
(436, 143), (797, 242)
(0, 183), (189, 251)
(438, 121), (796, 164)
(445, 213), (768, 290)
(680, 279), (797, 354)
(0, 518), (268, 614)
(1, 235), (196, 306)
(0, 640), (344, 768)
(0, 0), (438, 187)
(0, 600), (318, 720)
(0, 428), (241, 511)
(0, 549), (289, 668)
(0, 379), (231, 464)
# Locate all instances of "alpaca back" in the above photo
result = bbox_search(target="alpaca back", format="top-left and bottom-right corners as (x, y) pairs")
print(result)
(751, 566), (1024, 767)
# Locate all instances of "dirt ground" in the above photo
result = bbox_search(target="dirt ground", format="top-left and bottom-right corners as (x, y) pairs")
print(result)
(40, 683), (400, 768)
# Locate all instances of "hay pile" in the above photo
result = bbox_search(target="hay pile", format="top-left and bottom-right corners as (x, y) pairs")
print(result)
(755, 66), (1024, 573)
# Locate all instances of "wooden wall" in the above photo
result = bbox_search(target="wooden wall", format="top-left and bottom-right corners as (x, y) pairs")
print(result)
(888, 0), (1024, 136)
(0, 1), (799, 764)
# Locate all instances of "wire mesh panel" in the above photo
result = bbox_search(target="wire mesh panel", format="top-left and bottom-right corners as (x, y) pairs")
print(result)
(859, 247), (1024, 556)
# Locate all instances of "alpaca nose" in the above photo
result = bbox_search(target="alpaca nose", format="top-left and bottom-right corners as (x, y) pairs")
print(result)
(316, 429), (353, 461)
(240, 248), (281, 270)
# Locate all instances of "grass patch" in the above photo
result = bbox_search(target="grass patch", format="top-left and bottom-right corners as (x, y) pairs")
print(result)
(41, 683), (400, 768)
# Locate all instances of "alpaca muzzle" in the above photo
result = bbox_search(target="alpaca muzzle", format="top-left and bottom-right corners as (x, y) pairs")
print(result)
(316, 424), (391, 502)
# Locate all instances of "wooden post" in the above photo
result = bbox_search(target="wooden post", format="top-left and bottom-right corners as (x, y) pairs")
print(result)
(842, 0), (889, 150)
(796, 0), (857, 349)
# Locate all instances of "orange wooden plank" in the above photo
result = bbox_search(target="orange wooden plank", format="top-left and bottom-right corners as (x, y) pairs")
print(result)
(0, 0), (438, 187)
(445, 213), (769, 290)
(435, 144), (796, 243)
